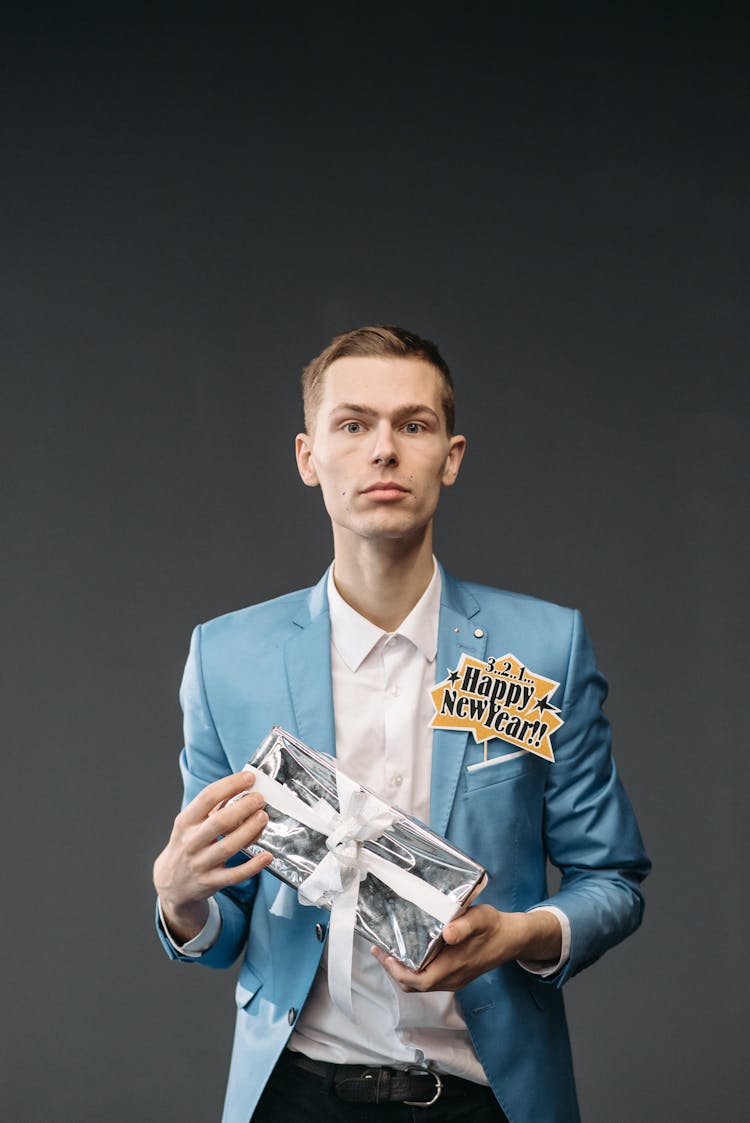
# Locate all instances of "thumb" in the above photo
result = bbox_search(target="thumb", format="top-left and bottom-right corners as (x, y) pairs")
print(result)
(442, 912), (476, 945)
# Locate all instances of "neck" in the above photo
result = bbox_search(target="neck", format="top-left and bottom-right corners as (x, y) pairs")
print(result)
(331, 530), (436, 632)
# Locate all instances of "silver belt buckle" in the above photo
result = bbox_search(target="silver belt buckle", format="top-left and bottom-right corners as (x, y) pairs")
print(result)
(404, 1066), (443, 1108)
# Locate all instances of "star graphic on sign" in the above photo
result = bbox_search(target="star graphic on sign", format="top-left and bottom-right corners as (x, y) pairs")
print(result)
(447, 668), (460, 685)
(534, 693), (559, 716)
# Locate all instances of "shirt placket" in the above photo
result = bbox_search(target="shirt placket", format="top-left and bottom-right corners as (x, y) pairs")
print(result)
(381, 633), (417, 816)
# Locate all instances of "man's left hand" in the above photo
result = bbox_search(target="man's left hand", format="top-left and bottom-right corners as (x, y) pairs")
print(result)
(370, 904), (561, 992)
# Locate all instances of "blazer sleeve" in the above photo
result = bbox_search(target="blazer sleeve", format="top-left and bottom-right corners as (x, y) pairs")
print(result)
(155, 623), (259, 969)
(535, 609), (651, 986)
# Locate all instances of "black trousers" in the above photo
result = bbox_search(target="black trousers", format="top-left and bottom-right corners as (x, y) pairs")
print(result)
(252, 1054), (510, 1123)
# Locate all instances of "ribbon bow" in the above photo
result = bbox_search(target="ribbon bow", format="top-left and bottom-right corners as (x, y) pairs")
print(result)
(297, 781), (395, 1018)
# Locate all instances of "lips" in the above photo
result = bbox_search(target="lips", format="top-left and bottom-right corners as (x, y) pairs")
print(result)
(362, 481), (409, 499)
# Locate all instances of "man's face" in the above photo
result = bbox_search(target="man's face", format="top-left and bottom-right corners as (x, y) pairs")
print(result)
(295, 355), (465, 547)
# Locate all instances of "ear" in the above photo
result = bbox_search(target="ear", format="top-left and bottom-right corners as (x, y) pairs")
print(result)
(441, 434), (466, 487)
(295, 433), (319, 487)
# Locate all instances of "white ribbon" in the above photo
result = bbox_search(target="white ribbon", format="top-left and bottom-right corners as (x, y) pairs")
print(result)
(245, 765), (458, 1021)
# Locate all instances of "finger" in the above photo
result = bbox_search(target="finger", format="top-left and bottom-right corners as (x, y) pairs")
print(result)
(217, 806), (271, 857)
(194, 789), (268, 846)
(195, 807), (271, 869)
(442, 915), (473, 944)
(180, 771), (257, 825)
(209, 849), (274, 889)
(442, 905), (490, 945)
(370, 947), (427, 992)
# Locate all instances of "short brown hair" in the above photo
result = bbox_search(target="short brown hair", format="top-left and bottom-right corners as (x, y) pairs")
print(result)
(301, 324), (455, 435)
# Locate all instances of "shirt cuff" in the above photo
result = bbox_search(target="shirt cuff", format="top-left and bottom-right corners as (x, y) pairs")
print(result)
(158, 896), (222, 957)
(517, 906), (571, 978)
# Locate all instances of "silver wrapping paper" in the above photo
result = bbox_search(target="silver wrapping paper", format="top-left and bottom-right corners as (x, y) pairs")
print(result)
(239, 726), (487, 971)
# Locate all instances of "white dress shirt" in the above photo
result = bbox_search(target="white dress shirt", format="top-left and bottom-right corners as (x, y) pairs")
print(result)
(285, 562), (489, 1080)
(163, 560), (570, 1082)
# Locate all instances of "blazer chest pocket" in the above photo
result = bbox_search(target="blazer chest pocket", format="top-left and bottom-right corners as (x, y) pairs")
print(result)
(463, 749), (532, 792)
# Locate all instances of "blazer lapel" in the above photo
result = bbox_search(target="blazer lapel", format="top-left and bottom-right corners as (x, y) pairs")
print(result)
(430, 568), (487, 835)
(283, 570), (336, 758)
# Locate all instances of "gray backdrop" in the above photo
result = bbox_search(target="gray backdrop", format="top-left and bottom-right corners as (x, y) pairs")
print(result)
(3, 5), (748, 1121)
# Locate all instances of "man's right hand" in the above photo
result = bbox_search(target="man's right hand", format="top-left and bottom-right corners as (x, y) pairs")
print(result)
(153, 771), (273, 944)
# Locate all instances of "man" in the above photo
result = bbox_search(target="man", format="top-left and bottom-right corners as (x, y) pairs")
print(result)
(154, 325), (650, 1123)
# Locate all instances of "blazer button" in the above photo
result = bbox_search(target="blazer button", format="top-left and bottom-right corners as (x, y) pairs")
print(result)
(315, 923), (326, 942)
(287, 1008), (296, 1025)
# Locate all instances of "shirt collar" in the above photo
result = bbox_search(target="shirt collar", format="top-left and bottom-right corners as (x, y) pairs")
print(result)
(327, 559), (441, 672)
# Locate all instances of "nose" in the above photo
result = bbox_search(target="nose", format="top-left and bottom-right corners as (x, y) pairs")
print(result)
(371, 422), (399, 467)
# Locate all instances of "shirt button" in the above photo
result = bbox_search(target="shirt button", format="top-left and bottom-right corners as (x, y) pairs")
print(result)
(315, 923), (326, 942)
(386, 636), (397, 648)
(392, 774), (403, 786)
(473, 627), (485, 638)
(390, 685), (401, 697)
(287, 1008), (297, 1025)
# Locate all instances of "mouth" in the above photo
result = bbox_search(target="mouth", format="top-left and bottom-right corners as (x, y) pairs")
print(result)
(361, 481), (410, 501)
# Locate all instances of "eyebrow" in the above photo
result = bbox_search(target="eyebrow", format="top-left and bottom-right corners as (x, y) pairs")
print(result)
(329, 403), (440, 424)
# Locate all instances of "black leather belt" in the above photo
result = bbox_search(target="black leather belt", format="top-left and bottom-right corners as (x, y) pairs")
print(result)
(282, 1050), (492, 1108)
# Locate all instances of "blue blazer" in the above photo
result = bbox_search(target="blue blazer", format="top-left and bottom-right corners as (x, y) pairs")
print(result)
(158, 566), (650, 1123)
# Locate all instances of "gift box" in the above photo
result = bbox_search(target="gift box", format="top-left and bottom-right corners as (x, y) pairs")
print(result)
(234, 727), (487, 980)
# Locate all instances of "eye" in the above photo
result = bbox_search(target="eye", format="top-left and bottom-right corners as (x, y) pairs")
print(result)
(343, 421), (364, 434)
(403, 421), (425, 434)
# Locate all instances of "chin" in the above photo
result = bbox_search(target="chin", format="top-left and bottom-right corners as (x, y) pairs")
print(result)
(356, 517), (431, 542)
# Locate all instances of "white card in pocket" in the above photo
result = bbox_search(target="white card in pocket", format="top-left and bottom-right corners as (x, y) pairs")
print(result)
(466, 749), (526, 773)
